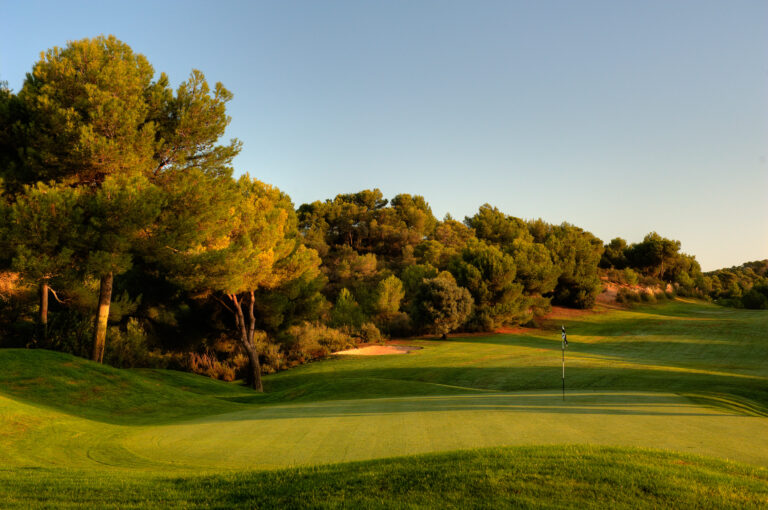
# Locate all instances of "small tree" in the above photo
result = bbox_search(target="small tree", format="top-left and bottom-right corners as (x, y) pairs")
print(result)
(4, 183), (84, 344)
(413, 275), (472, 339)
(330, 288), (365, 329)
(375, 275), (405, 316)
(161, 176), (320, 391)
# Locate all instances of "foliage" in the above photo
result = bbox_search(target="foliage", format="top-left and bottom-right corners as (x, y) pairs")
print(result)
(103, 318), (151, 369)
(449, 240), (526, 329)
(412, 275), (473, 337)
(539, 223), (604, 308)
(330, 288), (366, 329)
(284, 321), (354, 362)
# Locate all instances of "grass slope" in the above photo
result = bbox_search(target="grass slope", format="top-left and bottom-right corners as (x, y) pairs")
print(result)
(1, 299), (767, 507)
(2, 446), (766, 509)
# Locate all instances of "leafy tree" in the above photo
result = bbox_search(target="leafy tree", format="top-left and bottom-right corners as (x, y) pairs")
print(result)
(3, 183), (84, 344)
(330, 288), (366, 329)
(600, 238), (628, 269)
(298, 189), (437, 262)
(464, 205), (557, 315)
(541, 223), (604, 308)
(374, 275), (405, 317)
(413, 275), (472, 339)
(169, 176), (317, 391)
(80, 175), (163, 362)
(401, 263), (439, 301)
(448, 240), (526, 330)
(17, 36), (240, 361)
(466, 204), (532, 246)
(432, 214), (476, 249)
(625, 232), (681, 280)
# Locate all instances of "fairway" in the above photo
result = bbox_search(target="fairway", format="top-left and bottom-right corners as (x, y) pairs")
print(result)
(2, 299), (768, 507)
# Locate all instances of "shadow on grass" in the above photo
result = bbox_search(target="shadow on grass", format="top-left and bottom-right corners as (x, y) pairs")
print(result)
(256, 365), (768, 417)
(203, 391), (727, 423)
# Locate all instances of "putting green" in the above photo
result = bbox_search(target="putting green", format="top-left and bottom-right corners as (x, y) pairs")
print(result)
(4, 388), (766, 472)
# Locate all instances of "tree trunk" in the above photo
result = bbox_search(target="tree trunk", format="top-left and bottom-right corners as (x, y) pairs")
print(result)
(441, 332), (447, 340)
(230, 292), (264, 392)
(40, 282), (49, 346)
(242, 341), (263, 391)
(91, 272), (113, 363)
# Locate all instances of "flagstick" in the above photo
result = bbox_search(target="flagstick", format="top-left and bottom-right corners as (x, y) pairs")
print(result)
(561, 325), (567, 401)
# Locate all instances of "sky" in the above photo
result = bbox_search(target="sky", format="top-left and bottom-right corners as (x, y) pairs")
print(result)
(2, 0), (766, 271)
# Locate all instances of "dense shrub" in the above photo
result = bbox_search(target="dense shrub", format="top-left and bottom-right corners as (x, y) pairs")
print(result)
(47, 308), (93, 357)
(623, 268), (639, 286)
(742, 285), (768, 310)
(284, 322), (354, 362)
(357, 322), (383, 343)
(104, 319), (151, 368)
(376, 311), (413, 338)
(186, 352), (236, 381)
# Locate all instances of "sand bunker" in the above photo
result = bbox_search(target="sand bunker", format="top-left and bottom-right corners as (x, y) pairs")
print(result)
(335, 345), (423, 355)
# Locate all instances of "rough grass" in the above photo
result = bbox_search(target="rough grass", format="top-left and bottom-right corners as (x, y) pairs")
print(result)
(0, 299), (767, 507)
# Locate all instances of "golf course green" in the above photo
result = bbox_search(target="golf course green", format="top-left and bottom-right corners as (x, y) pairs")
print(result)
(1, 299), (767, 508)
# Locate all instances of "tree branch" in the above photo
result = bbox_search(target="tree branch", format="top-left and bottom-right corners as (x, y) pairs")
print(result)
(48, 287), (68, 304)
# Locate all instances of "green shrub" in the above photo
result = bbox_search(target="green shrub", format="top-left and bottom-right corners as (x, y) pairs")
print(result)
(742, 287), (768, 309)
(47, 308), (93, 357)
(376, 311), (413, 338)
(640, 291), (656, 303)
(622, 268), (639, 286)
(104, 318), (151, 368)
(285, 322), (354, 362)
(358, 322), (383, 343)
(616, 288), (642, 304)
(254, 332), (285, 374)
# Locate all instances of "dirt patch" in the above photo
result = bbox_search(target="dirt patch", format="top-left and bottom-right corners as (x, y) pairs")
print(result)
(334, 345), (423, 356)
(495, 326), (531, 335)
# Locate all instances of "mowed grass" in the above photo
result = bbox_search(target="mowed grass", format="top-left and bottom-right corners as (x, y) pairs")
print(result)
(2, 446), (766, 509)
(1, 299), (767, 507)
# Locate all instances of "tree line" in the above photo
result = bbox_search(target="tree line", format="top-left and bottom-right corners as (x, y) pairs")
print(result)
(1, 37), (763, 390)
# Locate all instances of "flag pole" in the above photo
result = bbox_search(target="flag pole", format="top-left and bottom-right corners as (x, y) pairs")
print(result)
(561, 326), (567, 401)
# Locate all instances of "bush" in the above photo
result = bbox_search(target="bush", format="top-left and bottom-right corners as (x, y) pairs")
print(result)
(47, 308), (93, 357)
(254, 332), (285, 374)
(284, 322), (354, 362)
(358, 322), (382, 343)
(742, 287), (768, 309)
(186, 351), (236, 381)
(616, 288), (641, 304)
(104, 318), (151, 368)
(622, 268), (639, 286)
(640, 291), (656, 303)
(377, 311), (414, 338)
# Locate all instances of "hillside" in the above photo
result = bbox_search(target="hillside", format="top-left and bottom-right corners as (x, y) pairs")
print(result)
(1, 299), (767, 507)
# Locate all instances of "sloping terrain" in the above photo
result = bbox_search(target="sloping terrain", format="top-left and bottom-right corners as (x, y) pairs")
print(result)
(1, 299), (767, 507)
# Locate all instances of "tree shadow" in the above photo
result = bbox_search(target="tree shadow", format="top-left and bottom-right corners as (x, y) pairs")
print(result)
(201, 391), (728, 423)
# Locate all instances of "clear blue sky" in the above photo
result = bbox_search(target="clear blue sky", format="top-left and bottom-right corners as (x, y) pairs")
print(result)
(2, 0), (766, 270)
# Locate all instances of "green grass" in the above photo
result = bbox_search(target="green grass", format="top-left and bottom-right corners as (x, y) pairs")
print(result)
(1, 446), (766, 509)
(1, 299), (767, 507)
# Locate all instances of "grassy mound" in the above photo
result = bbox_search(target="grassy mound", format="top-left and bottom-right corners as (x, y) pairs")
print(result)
(0, 349), (251, 423)
(1, 446), (766, 509)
